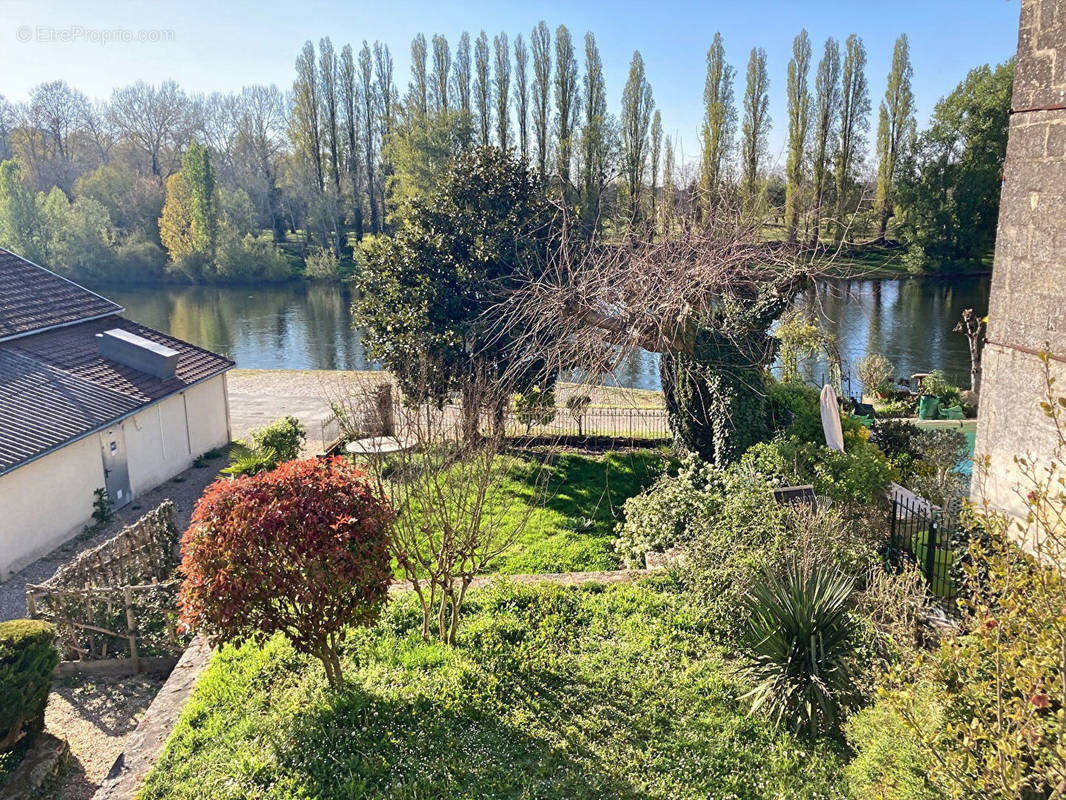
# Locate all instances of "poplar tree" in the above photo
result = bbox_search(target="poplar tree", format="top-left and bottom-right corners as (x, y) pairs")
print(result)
(621, 51), (653, 229)
(650, 110), (662, 231)
(474, 31), (492, 147)
(373, 42), (395, 227)
(785, 29), (812, 241)
(373, 42), (395, 144)
(579, 31), (609, 235)
(358, 42), (380, 234)
(875, 33), (915, 240)
(319, 38), (342, 197)
(454, 32), (472, 115)
(180, 140), (218, 257)
(340, 43), (364, 238)
(554, 25), (580, 192)
(430, 34), (451, 114)
(835, 34), (870, 242)
(531, 22), (552, 179)
(740, 47), (770, 205)
(660, 135), (675, 234)
(810, 37), (840, 246)
(408, 33), (429, 120)
(292, 41), (324, 193)
(513, 34), (530, 160)
(493, 32), (511, 150)
(699, 33), (735, 214)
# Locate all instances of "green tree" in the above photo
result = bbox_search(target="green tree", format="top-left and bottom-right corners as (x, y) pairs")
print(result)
(181, 140), (219, 256)
(741, 47), (771, 207)
(875, 34), (916, 240)
(621, 51), (654, 231)
(354, 147), (553, 433)
(785, 30), (812, 242)
(810, 38), (841, 246)
(897, 61), (1013, 269)
(834, 35), (870, 242)
(700, 33), (736, 213)
(383, 109), (472, 223)
(0, 159), (44, 262)
(493, 32), (511, 150)
(554, 25), (580, 195)
(530, 22), (552, 179)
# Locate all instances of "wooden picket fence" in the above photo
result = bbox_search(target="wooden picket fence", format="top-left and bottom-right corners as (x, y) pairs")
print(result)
(26, 501), (188, 669)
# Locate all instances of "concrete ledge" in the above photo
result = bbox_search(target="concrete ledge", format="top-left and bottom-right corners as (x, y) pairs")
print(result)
(93, 637), (211, 800)
(0, 733), (69, 800)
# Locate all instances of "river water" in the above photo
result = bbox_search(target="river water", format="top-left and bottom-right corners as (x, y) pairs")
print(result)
(93, 275), (991, 393)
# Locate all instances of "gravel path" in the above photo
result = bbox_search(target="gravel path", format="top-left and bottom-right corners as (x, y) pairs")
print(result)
(0, 459), (224, 623)
(44, 673), (165, 800)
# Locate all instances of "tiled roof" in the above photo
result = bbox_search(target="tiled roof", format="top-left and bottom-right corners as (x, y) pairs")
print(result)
(0, 317), (234, 475)
(0, 247), (122, 341)
(0, 350), (140, 472)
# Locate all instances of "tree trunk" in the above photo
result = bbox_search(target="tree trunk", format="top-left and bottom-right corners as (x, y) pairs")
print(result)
(660, 337), (773, 467)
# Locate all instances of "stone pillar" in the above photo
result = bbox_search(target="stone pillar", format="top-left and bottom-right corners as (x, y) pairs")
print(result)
(973, 0), (1066, 529)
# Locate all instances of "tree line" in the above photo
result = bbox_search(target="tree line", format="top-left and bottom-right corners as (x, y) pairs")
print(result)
(0, 25), (1012, 283)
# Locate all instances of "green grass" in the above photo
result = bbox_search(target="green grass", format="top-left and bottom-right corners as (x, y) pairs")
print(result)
(416, 449), (670, 575)
(140, 579), (847, 800)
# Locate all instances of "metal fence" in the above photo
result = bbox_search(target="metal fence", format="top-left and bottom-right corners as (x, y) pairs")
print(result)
(323, 403), (672, 452)
(499, 405), (670, 442)
(888, 492), (957, 598)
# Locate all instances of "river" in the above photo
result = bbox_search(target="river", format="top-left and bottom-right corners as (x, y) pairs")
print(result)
(92, 275), (991, 393)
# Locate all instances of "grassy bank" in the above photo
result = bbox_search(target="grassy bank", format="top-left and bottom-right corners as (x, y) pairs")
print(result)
(141, 580), (846, 800)
(484, 449), (669, 574)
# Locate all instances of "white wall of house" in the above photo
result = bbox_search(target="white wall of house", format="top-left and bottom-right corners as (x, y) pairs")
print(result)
(0, 435), (105, 581)
(0, 373), (230, 582)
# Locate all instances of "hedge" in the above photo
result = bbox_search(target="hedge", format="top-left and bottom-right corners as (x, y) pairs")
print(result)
(0, 620), (58, 752)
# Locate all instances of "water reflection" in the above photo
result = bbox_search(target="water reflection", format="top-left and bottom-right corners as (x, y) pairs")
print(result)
(92, 275), (990, 392)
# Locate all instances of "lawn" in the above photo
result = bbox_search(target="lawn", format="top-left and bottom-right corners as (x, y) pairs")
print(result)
(140, 579), (847, 800)
(405, 448), (670, 575)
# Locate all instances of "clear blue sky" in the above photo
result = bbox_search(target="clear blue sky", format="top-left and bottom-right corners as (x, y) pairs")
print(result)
(1, 0), (1020, 169)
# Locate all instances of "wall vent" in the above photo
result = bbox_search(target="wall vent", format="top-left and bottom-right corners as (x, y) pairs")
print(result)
(96, 329), (179, 378)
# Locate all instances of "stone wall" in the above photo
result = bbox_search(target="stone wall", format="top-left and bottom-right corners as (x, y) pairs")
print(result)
(974, 0), (1066, 530)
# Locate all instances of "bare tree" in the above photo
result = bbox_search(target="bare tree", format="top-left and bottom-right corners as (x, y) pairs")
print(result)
(109, 80), (194, 177)
(341, 378), (549, 645)
(340, 43), (364, 239)
(358, 43), (381, 234)
(513, 34), (529, 160)
(953, 308), (986, 395)
(500, 207), (814, 464)
(493, 32), (511, 150)
(453, 32), (472, 115)
(430, 34), (451, 114)
(233, 85), (287, 239)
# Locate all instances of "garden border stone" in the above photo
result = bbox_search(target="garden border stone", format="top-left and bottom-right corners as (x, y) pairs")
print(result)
(0, 733), (69, 800)
(92, 637), (211, 800)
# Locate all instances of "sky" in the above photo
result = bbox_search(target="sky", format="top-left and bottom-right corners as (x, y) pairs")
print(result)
(0, 0), (1020, 170)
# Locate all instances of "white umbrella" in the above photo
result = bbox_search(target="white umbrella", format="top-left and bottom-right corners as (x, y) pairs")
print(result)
(820, 384), (845, 452)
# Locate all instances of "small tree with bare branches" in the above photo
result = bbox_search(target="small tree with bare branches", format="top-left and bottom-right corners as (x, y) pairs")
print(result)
(500, 206), (813, 465)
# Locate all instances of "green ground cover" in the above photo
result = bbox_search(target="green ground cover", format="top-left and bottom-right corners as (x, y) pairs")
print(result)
(141, 579), (847, 800)
(433, 448), (670, 575)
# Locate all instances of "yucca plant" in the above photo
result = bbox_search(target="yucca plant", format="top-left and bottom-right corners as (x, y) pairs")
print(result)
(741, 560), (860, 740)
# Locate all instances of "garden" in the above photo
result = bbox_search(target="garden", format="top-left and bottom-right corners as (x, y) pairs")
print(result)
(2, 148), (1062, 800)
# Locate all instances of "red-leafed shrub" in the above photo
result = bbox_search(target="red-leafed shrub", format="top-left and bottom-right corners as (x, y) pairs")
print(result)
(178, 457), (393, 687)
